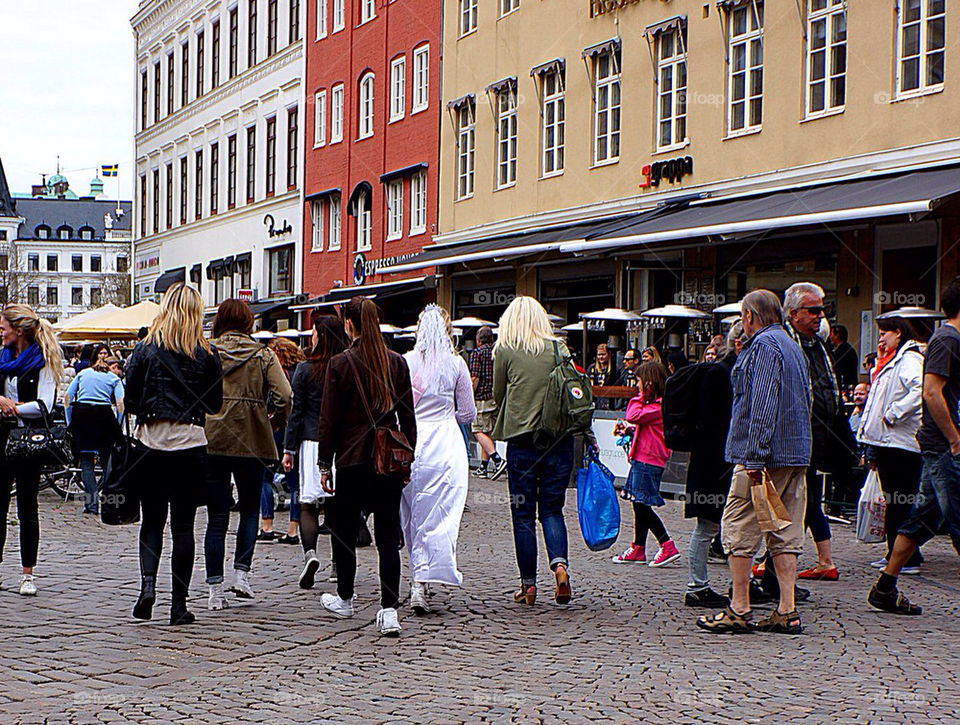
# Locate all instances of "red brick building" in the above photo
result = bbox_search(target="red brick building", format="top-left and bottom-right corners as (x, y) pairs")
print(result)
(300, 0), (440, 324)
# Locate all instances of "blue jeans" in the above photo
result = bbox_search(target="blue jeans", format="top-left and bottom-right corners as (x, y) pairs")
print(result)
(79, 449), (110, 514)
(687, 517), (720, 592)
(260, 467), (301, 522)
(506, 437), (574, 586)
(204, 455), (266, 584)
(898, 451), (960, 553)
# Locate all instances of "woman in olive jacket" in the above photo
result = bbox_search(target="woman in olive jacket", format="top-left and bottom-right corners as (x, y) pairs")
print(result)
(203, 299), (292, 610)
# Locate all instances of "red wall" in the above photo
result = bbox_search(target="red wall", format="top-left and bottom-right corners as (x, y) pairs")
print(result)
(302, 0), (441, 299)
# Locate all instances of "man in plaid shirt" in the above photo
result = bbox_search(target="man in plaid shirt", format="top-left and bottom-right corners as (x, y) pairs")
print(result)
(469, 326), (506, 479)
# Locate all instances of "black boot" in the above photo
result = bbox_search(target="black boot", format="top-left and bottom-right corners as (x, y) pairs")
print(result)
(132, 575), (156, 620)
(170, 599), (196, 626)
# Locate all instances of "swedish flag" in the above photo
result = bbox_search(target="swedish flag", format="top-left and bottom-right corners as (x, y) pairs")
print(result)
(101, 164), (118, 177)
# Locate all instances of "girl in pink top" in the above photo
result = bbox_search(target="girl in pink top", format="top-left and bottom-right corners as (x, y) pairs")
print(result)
(611, 361), (681, 567)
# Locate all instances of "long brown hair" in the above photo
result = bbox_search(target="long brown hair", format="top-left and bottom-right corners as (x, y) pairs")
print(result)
(213, 298), (254, 338)
(636, 361), (667, 401)
(342, 297), (392, 413)
(309, 314), (348, 381)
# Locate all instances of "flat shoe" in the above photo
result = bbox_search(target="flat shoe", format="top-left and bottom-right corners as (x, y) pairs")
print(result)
(798, 566), (838, 581)
(554, 565), (572, 605)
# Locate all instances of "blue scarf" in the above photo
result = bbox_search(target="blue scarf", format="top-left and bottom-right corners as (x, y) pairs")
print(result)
(0, 343), (45, 380)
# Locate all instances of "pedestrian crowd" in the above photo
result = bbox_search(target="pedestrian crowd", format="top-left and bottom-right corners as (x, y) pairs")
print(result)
(0, 274), (959, 636)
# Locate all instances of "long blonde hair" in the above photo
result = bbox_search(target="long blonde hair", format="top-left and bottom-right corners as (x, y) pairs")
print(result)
(145, 283), (209, 357)
(1, 304), (64, 384)
(495, 296), (556, 356)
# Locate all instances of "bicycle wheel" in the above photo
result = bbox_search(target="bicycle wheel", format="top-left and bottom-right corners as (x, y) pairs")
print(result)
(49, 469), (86, 501)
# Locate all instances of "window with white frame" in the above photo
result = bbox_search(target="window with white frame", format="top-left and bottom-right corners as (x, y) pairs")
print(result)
(386, 180), (403, 240)
(331, 83), (344, 142)
(897, 0), (944, 97)
(314, 89), (327, 146)
(359, 73), (375, 139)
(328, 192), (341, 250)
(356, 191), (372, 251)
(311, 199), (324, 250)
(410, 170), (426, 234)
(316, 0), (327, 39)
(412, 45), (429, 112)
(496, 86), (518, 188)
(593, 49), (621, 164)
(656, 27), (688, 150)
(500, 0), (519, 18)
(727, 2), (764, 134)
(390, 57), (405, 121)
(460, 0), (477, 35)
(361, 0), (375, 23)
(541, 68), (565, 176)
(456, 103), (475, 200)
(806, 0), (846, 116)
(332, 0), (344, 31)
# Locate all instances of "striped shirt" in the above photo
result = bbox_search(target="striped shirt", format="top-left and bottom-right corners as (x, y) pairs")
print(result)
(725, 323), (812, 469)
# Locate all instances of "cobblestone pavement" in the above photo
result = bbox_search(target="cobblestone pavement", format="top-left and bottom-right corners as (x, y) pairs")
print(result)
(1, 476), (960, 724)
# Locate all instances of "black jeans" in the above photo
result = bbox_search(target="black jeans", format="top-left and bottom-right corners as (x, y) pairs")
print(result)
(874, 446), (924, 566)
(328, 463), (403, 609)
(805, 468), (832, 543)
(137, 446), (205, 604)
(204, 454), (265, 583)
(0, 457), (41, 568)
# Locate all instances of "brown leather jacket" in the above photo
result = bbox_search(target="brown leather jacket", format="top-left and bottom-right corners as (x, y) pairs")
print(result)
(316, 345), (416, 469)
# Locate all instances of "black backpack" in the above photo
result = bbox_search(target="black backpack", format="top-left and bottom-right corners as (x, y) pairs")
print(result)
(661, 363), (707, 452)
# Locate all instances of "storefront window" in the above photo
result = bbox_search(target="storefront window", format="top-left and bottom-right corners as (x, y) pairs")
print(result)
(268, 245), (293, 295)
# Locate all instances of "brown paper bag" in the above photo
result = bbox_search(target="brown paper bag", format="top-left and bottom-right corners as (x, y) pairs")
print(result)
(751, 471), (792, 533)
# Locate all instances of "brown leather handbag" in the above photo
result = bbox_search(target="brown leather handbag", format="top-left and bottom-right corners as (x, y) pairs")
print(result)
(345, 352), (415, 483)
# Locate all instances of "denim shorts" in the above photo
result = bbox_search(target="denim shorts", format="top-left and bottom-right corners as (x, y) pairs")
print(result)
(622, 461), (665, 507)
(898, 450), (960, 548)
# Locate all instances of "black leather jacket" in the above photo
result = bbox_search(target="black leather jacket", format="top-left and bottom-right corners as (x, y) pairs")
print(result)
(124, 341), (223, 426)
(283, 360), (324, 453)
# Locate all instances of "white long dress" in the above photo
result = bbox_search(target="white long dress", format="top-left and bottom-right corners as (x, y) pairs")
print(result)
(400, 352), (476, 586)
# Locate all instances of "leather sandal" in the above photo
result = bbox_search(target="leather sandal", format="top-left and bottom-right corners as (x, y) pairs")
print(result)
(696, 606), (754, 634)
(513, 584), (536, 605)
(554, 564), (572, 605)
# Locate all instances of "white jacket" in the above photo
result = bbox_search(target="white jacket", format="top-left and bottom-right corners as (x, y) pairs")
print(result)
(857, 340), (924, 453)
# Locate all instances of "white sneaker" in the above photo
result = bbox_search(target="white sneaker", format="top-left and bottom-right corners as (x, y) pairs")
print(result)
(18, 574), (37, 596)
(320, 593), (354, 618)
(229, 571), (255, 599)
(870, 558), (888, 570)
(410, 583), (430, 614)
(299, 551), (320, 589)
(208, 583), (229, 610)
(901, 565), (922, 576)
(376, 607), (402, 637)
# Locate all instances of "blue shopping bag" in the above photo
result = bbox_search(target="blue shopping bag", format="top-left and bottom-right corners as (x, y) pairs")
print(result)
(576, 450), (621, 551)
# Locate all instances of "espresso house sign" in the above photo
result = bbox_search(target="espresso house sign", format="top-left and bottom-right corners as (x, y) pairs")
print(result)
(590, 0), (643, 16)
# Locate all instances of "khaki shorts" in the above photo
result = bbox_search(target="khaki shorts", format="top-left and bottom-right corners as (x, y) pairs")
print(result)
(472, 399), (498, 435)
(721, 465), (807, 558)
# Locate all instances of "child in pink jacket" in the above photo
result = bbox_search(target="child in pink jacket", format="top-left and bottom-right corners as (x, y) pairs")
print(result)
(611, 361), (681, 567)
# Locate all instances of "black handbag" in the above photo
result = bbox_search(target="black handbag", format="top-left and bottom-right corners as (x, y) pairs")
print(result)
(3, 401), (72, 468)
(100, 414), (145, 526)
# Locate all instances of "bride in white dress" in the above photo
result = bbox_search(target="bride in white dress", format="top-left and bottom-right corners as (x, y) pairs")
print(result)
(401, 305), (476, 613)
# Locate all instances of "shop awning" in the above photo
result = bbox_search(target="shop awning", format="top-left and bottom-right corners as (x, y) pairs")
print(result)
(377, 213), (656, 275)
(305, 186), (341, 202)
(248, 296), (296, 317)
(289, 276), (432, 312)
(154, 267), (186, 294)
(561, 165), (960, 255)
(379, 163), (428, 185)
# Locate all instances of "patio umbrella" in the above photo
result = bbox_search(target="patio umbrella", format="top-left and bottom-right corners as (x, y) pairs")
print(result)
(641, 305), (712, 320)
(252, 330), (275, 340)
(876, 306), (944, 320)
(712, 301), (742, 314)
(580, 307), (642, 321)
(379, 323), (404, 334)
(450, 316), (496, 327)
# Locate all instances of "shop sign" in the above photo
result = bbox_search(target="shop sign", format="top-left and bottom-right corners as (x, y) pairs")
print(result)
(264, 214), (293, 238)
(238, 288), (256, 302)
(590, 0), (641, 16)
(352, 252), (420, 286)
(135, 253), (160, 272)
(640, 156), (693, 189)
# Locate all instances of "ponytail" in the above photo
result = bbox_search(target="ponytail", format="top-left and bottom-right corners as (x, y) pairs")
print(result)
(342, 296), (393, 413)
(1, 304), (63, 384)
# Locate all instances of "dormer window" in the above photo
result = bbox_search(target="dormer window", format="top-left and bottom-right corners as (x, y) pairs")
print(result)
(57, 226), (72, 240)
(79, 226), (94, 241)
(36, 225), (51, 239)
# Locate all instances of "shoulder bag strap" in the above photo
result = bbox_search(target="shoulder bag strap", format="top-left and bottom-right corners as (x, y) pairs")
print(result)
(552, 340), (561, 366)
(344, 350), (378, 428)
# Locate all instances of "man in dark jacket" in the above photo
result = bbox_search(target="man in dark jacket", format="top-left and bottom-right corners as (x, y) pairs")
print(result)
(829, 324), (859, 391)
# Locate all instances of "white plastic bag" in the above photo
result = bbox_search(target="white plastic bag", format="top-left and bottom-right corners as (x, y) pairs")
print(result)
(856, 469), (886, 544)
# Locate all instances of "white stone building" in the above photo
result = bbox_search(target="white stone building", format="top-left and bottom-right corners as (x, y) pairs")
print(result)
(131, 0), (304, 327)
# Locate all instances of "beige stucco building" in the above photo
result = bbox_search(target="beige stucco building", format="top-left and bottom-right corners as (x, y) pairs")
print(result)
(383, 0), (960, 370)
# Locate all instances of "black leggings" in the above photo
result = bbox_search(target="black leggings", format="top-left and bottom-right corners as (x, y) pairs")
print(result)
(300, 502), (321, 555)
(137, 447), (204, 605)
(874, 446), (924, 566)
(328, 463), (403, 609)
(0, 458), (41, 568)
(633, 502), (669, 548)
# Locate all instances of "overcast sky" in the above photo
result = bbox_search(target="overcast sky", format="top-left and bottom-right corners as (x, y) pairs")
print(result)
(0, 1), (140, 200)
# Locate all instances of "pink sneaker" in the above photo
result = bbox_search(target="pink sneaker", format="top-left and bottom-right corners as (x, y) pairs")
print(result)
(649, 540), (681, 568)
(611, 543), (646, 564)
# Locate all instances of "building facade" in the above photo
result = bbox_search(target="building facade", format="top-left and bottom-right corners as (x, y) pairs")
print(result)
(0, 162), (132, 323)
(132, 0), (304, 328)
(298, 0), (441, 324)
(384, 0), (960, 365)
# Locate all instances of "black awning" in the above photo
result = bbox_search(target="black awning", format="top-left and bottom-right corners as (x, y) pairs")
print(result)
(582, 36), (621, 59)
(206, 258), (223, 280)
(530, 57), (565, 78)
(235, 251), (252, 266)
(154, 267), (186, 294)
(248, 297), (295, 316)
(189, 263), (202, 283)
(379, 163), (428, 185)
(222, 255), (236, 274)
(644, 15), (686, 38)
(305, 186), (341, 202)
(347, 181), (373, 215)
(323, 276), (430, 304)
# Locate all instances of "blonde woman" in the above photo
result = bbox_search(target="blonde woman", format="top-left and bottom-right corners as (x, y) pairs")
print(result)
(124, 284), (223, 626)
(493, 296), (576, 606)
(0, 304), (63, 596)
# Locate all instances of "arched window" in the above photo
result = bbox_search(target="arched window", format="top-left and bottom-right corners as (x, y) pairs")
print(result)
(57, 225), (72, 240)
(355, 190), (371, 252)
(35, 225), (51, 239)
(358, 72), (375, 139)
(78, 226), (94, 241)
